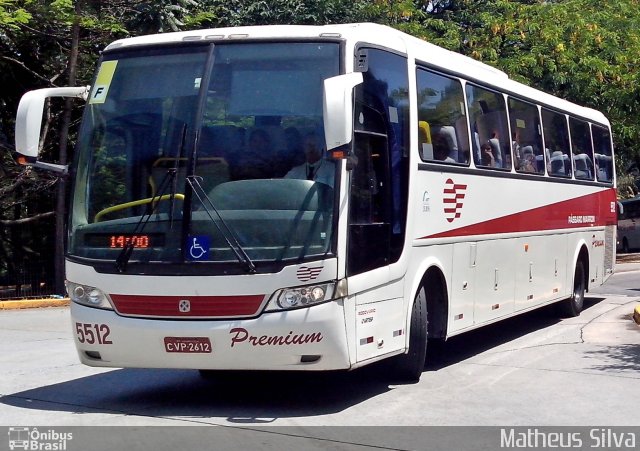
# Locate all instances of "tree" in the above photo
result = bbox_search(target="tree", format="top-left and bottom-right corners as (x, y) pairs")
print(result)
(366, 0), (640, 194)
(0, 0), (199, 295)
(2, 0), (640, 296)
(188, 0), (366, 27)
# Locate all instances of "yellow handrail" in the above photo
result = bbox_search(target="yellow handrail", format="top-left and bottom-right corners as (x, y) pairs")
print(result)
(94, 194), (185, 222)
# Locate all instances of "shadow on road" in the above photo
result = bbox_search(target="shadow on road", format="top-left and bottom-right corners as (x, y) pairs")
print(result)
(0, 297), (605, 423)
(584, 343), (640, 373)
(425, 296), (605, 370)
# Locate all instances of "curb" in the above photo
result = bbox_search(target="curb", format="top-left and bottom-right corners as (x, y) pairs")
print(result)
(614, 264), (640, 273)
(0, 298), (70, 310)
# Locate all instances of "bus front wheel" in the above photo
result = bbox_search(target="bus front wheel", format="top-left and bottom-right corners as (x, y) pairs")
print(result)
(394, 286), (428, 382)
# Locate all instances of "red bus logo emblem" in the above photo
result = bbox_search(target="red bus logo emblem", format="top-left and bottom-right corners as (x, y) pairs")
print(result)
(297, 265), (323, 282)
(443, 178), (467, 223)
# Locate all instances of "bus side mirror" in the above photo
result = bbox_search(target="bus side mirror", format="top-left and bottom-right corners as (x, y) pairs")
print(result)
(323, 73), (363, 158)
(15, 86), (89, 173)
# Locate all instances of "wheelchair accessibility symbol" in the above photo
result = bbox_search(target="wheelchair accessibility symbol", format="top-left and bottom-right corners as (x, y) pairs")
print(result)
(186, 235), (210, 260)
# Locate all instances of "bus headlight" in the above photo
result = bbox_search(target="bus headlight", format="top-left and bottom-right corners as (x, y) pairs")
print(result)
(266, 282), (337, 312)
(65, 281), (113, 310)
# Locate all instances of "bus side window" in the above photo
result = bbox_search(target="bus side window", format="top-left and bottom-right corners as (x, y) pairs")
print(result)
(541, 109), (571, 178)
(416, 68), (469, 165)
(466, 84), (511, 170)
(350, 135), (385, 224)
(569, 117), (595, 181)
(348, 47), (410, 276)
(592, 125), (614, 183)
(509, 97), (544, 175)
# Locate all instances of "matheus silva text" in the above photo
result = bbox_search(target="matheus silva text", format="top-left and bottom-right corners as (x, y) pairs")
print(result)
(501, 428), (636, 449)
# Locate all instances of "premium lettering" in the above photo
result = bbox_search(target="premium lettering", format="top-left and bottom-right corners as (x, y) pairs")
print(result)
(230, 327), (323, 347)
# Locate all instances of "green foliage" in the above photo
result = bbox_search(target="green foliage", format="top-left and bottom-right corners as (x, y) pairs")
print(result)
(2, 0), (640, 293)
(617, 173), (638, 200)
(359, 0), (640, 177)
(0, 0), (32, 30)
(191, 0), (367, 27)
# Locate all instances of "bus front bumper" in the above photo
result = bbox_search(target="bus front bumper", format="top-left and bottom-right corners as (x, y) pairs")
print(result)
(70, 300), (351, 371)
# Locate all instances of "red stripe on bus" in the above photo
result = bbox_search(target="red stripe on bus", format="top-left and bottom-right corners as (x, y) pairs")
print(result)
(110, 294), (265, 317)
(421, 189), (616, 239)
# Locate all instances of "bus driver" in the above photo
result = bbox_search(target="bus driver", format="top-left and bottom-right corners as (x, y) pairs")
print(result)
(285, 132), (335, 188)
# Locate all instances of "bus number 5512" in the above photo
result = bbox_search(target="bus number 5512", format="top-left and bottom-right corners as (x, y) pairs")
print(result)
(75, 322), (113, 345)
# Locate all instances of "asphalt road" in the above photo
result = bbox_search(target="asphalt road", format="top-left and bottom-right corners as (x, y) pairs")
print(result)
(0, 270), (638, 449)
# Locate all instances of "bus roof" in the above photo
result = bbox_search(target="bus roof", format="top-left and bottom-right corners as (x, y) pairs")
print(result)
(105, 23), (609, 126)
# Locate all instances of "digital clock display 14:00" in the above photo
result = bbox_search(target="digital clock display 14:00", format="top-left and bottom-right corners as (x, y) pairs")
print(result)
(84, 234), (165, 249)
(110, 235), (150, 248)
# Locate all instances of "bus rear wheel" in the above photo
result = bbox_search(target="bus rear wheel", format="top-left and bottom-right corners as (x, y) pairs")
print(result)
(394, 286), (428, 382)
(560, 260), (586, 317)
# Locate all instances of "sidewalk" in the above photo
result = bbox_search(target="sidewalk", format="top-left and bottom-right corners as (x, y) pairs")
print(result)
(0, 297), (69, 310)
(614, 261), (640, 273)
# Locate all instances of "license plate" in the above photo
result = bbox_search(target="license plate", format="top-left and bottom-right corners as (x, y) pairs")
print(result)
(164, 337), (212, 353)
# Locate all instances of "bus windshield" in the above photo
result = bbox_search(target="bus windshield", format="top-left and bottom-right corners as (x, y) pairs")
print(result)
(69, 42), (340, 270)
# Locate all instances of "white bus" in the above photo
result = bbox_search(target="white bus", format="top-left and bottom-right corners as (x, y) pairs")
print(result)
(617, 196), (640, 253)
(15, 23), (617, 381)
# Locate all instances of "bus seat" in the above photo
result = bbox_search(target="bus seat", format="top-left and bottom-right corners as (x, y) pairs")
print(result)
(418, 121), (433, 160)
(454, 116), (470, 163)
(488, 137), (503, 168)
(550, 151), (566, 175)
(432, 125), (458, 162)
(535, 154), (545, 173)
(595, 153), (612, 182)
(472, 131), (481, 164)
(475, 111), (509, 167)
(573, 153), (594, 180)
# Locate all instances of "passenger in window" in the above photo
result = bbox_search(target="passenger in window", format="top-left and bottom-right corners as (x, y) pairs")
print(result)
(512, 130), (522, 160)
(480, 142), (496, 167)
(519, 148), (537, 173)
(488, 131), (504, 168)
(285, 132), (335, 188)
(432, 133), (455, 163)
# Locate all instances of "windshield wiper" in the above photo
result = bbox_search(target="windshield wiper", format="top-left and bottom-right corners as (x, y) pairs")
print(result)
(114, 167), (179, 273)
(115, 126), (187, 273)
(187, 176), (256, 273)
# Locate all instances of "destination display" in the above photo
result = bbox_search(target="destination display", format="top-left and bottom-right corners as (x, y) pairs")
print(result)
(84, 233), (165, 249)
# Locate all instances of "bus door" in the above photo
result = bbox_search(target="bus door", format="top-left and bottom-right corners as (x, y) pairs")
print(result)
(347, 48), (410, 362)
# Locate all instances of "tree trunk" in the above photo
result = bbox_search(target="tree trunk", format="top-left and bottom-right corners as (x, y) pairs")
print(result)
(55, 1), (82, 295)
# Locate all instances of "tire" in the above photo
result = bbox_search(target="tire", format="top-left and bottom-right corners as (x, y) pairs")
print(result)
(559, 260), (586, 317)
(394, 286), (428, 382)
